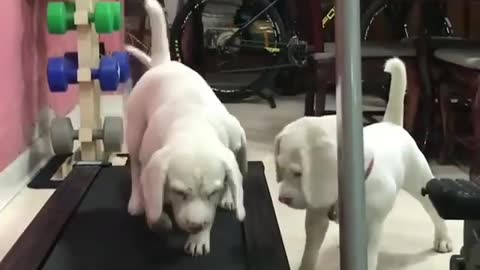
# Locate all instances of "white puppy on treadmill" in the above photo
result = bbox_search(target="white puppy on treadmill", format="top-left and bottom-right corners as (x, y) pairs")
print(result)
(124, 0), (247, 256)
(274, 58), (453, 270)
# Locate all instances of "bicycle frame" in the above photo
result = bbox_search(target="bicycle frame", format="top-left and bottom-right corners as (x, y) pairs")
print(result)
(224, 0), (336, 54)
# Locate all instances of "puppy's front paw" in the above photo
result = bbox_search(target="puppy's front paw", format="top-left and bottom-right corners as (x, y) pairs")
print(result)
(184, 231), (210, 256)
(128, 195), (144, 216)
(434, 234), (453, 253)
(219, 189), (235, 211)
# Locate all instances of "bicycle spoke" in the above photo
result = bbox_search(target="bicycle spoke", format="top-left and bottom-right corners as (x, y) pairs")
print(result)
(225, 0), (281, 45)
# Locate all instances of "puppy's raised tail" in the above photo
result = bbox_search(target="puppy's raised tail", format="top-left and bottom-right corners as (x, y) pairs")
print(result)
(383, 57), (407, 126)
(125, 45), (152, 67)
(145, 0), (170, 66)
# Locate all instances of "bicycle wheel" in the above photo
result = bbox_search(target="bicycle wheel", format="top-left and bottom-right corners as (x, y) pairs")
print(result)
(170, 0), (288, 102)
(361, 0), (454, 41)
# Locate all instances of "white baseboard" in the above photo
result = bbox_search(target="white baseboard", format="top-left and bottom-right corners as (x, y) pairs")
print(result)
(0, 106), (80, 212)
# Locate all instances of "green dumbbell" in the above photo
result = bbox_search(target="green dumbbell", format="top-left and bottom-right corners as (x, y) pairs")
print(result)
(111, 3), (123, 32)
(47, 2), (122, 35)
(47, 2), (75, 34)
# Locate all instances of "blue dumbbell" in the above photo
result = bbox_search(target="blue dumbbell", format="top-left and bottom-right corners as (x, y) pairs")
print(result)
(112, 51), (131, 83)
(47, 55), (120, 92)
(62, 51), (130, 83)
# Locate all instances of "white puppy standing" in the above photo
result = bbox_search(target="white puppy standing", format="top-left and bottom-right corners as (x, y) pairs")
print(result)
(125, 0), (247, 256)
(274, 58), (453, 270)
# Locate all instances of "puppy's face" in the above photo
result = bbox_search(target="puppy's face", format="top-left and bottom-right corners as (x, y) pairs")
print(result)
(165, 156), (227, 234)
(274, 128), (339, 210)
(276, 153), (308, 210)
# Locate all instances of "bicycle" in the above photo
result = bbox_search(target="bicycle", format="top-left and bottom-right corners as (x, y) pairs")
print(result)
(361, 0), (453, 41)
(169, 0), (454, 107)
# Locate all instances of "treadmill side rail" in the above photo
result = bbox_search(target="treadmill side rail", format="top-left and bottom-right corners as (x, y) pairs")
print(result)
(0, 165), (101, 270)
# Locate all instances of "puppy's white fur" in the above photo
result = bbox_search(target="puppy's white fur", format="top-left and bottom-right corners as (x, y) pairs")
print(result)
(275, 58), (453, 270)
(125, 0), (247, 256)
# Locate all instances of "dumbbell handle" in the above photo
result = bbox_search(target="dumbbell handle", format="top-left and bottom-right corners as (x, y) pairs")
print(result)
(92, 129), (104, 140)
(64, 52), (115, 80)
(71, 129), (103, 141)
(91, 68), (102, 80)
(65, 63), (78, 83)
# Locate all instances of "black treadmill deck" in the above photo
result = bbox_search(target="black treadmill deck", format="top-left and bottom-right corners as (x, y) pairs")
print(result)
(0, 162), (289, 270)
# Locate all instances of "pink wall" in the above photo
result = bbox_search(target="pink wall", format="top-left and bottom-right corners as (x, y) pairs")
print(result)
(0, 0), (124, 172)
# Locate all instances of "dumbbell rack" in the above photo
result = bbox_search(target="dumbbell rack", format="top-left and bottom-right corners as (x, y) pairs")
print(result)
(77, 0), (102, 162)
(47, 0), (129, 179)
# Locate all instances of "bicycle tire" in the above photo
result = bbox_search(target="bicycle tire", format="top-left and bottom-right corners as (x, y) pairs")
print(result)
(360, 0), (453, 40)
(169, 0), (288, 102)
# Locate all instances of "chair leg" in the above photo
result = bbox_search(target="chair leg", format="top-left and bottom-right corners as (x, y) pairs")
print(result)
(469, 76), (480, 183)
(314, 79), (327, 117)
(404, 65), (420, 133)
(305, 61), (328, 116)
(416, 36), (435, 152)
(438, 82), (453, 164)
(304, 61), (316, 116)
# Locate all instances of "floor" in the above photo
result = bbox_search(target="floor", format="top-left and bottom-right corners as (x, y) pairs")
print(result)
(0, 94), (466, 270)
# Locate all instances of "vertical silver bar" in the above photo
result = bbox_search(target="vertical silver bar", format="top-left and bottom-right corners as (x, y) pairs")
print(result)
(334, 0), (368, 268)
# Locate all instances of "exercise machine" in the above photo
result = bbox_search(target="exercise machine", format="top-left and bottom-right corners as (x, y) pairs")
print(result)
(0, 160), (289, 270)
(0, 1), (289, 269)
(423, 178), (480, 270)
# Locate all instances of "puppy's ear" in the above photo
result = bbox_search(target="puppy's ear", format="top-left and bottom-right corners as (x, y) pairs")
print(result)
(141, 148), (170, 228)
(273, 132), (283, 183)
(300, 140), (338, 208)
(236, 130), (248, 177)
(222, 150), (246, 221)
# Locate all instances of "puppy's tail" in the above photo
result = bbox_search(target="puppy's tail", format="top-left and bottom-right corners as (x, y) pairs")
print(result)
(145, 0), (170, 66)
(383, 57), (407, 126)
(125, 45), (152, 67)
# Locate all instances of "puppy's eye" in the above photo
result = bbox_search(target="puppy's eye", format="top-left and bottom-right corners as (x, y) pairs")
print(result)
(173, 190), (188, 200)
(208, 190), (219, 199)
(293, 171), (302, 177)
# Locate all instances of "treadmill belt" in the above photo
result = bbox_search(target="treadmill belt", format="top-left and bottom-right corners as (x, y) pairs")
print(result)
(38, 162), (287, 270)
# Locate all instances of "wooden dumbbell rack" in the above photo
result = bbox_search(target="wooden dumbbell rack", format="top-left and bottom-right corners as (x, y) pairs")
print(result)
(75, 0), (103, 162)
(50, 0), (128, 180)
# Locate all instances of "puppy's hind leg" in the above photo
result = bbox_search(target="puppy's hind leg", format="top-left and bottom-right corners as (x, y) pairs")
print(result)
(365, 219), (385, 270)
(403, 172), (453, 253)
(365, 178), (397, 270)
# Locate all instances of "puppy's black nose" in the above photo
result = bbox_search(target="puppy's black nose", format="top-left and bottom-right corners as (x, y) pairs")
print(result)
(187, 222), (204, 234)
(279, 196), (292, 205)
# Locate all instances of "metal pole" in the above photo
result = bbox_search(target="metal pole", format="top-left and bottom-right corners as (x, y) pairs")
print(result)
(334, 0), (368, 268)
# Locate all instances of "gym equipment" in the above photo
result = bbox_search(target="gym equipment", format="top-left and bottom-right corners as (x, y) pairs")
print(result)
(422, 178), (480, 220)
(47, 51), (131, 92)
(47, 0), (127, 163)
(0, 161), (289, 270)
(63, 51), (130, 81)
(423, 178), (480, 270)
(47, 2), (122, 34)
(112, 51), (131, 83)
(47, 55), (122, 92)
(50, 117), (123, 155)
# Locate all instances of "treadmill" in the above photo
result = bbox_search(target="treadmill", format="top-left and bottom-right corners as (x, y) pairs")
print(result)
(0, 158), (289, 270)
